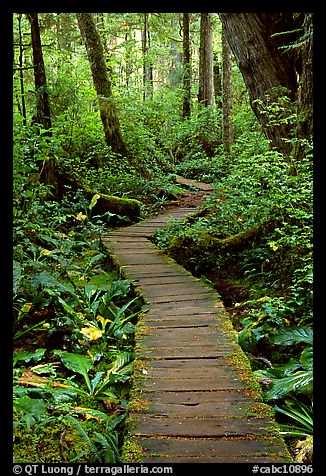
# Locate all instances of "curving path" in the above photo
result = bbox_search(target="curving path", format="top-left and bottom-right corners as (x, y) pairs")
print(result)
(101, 178), (291, 463)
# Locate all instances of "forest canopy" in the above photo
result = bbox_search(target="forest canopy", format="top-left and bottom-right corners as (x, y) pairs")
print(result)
(13, 12), (313, 464)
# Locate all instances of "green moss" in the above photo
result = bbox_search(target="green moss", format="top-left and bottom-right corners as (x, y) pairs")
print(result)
(85, 187), (142, 221)
(13, 420), (91, 463)
(226, 346), (263, 400)
(121, 436), (144, 463)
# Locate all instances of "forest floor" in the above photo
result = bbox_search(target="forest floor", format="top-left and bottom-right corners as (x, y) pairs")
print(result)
(101, 178), (292, 463)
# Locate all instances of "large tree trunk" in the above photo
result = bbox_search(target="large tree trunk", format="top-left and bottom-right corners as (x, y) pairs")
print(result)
(293, 13), (313, 161)
(219, 13), (299, 154)
(76, 13), (128, 157)
(222, 27), (234, 156)
(182, 13), (191, 119)
(17, 14), (27, 126)
(28, 13), (58, 198)
(198, 13), (215, 107)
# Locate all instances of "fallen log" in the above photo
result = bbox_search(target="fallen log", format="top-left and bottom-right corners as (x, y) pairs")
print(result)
(57, 171), (142, 222)
(166, 218), (280, 270)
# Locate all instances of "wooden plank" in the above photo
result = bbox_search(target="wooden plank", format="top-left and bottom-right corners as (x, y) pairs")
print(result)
(142, 359), (230, 369)
(141, 436), (288, 458)
(139, 284), (212, 298)
(138, 333), (234, 348)
(135, 275), (199, 285)
(136, 345), (235, 359)
(175, 176), (216, 191)
(140, 365), (240, 380)
(147, 300), (224, 310)
(142, 456), (290, 463)
(138, 325), (232, 339)
(131, 415), (275, 437)
(143, 318), (219, 328)
(145, 293), (219, 304)
(117, 254), (171, 266)
(135, 377), (245, 391)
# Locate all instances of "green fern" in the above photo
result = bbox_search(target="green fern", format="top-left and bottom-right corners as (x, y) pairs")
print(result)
(64, 414), (102, 462)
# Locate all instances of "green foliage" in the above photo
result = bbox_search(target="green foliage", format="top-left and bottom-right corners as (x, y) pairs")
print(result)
(13, 12), (312, 462)
(274, 399), (313, 439)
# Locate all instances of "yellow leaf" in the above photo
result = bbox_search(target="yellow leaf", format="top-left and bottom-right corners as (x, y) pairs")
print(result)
(268, 242), (279, 251)
(40, 249), (52, 256)
(76, 212), (87, 221)
(80, 326), (104, 341)
(256, 296), (271, 303)
(97, 316), (112, 329)
(72, 407), (102, 421)
(21, 302), (33, 313)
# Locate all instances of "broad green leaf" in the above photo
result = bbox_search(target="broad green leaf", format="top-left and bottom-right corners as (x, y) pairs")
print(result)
(57, 351), (93, 392)
(300, 346), (313, 370)
(264, 370), (313, 401)
(58, 351), (93, 375)
(90, 371), (105, 393)
(13, 348), (46, 367)
(271, 327), (313, 346)
(89, 194), (101, 211)
(30, 271), (75, 294)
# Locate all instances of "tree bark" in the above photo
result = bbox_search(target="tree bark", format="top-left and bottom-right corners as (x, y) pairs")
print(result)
(198, 13), (215, 107)
(142, 13), (153, 101)
(17, 14), (27, 126)
(76, 13), (128, 157)
(182, 13), (191, 119)
(213, 52), (222, 105)
(222, 27), (234, 156)
(293, 13), (313, 160)
(219, 13), (298, 154)
(28, 13), (58, 197)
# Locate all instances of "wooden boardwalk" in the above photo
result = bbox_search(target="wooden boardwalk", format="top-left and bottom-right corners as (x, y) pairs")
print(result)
(101, 180), (291, 463)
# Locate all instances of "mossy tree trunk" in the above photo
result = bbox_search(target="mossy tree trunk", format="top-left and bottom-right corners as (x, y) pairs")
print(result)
(198, 13), (215, 107)
(141, 13), (153, 101)
(28, 13), (58, 198)
(213, 52), (222, 106)
(76, 13), (128, 157)
(182, 13), (191, 119)
(222, 26), (234, 156)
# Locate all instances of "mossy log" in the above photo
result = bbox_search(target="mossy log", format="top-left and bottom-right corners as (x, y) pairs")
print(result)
(167, 219), (280, 269)
(57, 171), (142, 222)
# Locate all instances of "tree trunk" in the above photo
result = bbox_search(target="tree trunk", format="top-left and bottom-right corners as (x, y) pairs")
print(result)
(198, 13), (215, 107)
(76, 13), (128, 157)
(222, 27), (234, 156)
(17, 14), (27, 126)
(213, 52), (222, 106)
(293, 13), (313, 161)
(182, 13), (191, 119)
(142, 13), (153, 101)
(28, 13), (58, 197)
(219, 13), (298, 154)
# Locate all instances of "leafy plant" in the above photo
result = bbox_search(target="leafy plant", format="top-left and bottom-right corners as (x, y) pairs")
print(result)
(64, 414), (122, 463)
